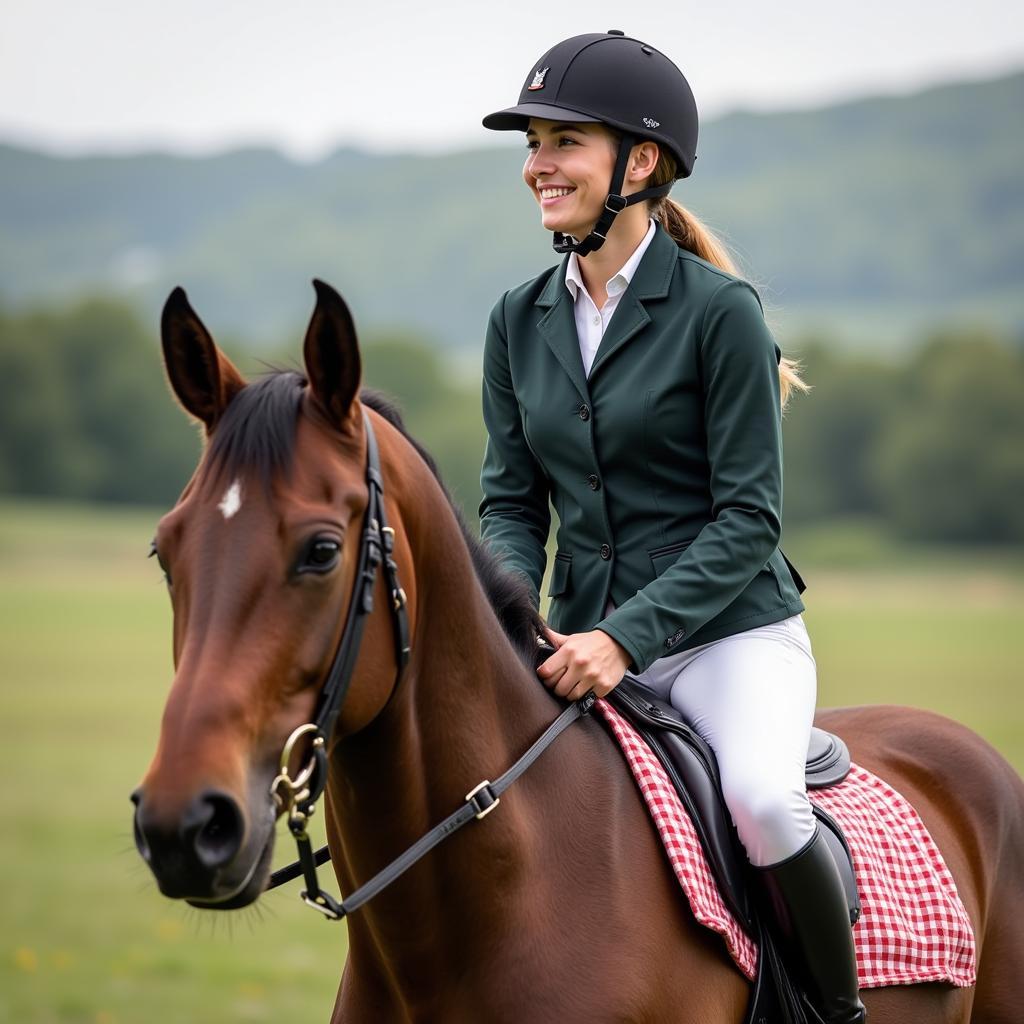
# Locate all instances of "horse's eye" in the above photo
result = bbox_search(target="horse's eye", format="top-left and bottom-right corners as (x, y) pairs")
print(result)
(301, 538), (340, 573)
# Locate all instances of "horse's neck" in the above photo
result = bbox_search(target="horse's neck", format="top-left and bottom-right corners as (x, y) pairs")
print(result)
(326, 476), (563, 939)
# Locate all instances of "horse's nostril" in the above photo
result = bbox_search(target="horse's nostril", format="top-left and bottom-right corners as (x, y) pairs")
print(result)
(186, 791), (244, 870)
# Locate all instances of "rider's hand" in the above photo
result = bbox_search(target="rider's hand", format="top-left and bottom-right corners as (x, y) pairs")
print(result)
(537, 629), (631, 701)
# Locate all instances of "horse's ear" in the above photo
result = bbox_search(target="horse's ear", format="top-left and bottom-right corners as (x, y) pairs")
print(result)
(303, 279), (361, 429)
(160, 287), (245, 431)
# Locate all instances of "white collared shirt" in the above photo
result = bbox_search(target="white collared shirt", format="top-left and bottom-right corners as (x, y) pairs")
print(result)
(564, 218), (658, 377)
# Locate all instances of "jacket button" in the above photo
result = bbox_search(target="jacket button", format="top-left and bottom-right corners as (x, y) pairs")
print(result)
(600, 543), (612, 560)
(579, 404), (591, 421)
(587, 474), (601, 491)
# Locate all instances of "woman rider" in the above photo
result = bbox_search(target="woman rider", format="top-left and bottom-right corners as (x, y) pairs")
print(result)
(478, 31), (865, 1024)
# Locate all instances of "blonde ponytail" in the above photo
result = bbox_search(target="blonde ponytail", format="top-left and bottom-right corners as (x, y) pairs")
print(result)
(656, 197), (739, 275)
(648, 155), (809, 409)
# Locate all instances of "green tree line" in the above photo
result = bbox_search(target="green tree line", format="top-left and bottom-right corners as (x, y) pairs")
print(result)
(2, 296), (1023, 543)
(783, 329), (1024, 542)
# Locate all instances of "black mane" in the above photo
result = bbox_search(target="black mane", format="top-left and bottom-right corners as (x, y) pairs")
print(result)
(360, 388), (546, 667)
(205, 372), (543, 666)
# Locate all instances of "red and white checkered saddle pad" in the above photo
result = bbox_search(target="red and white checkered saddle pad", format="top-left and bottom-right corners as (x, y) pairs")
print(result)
(596, 699), (977, 988)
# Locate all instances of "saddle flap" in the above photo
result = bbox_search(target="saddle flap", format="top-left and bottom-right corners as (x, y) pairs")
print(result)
(607, 677), (859, 938)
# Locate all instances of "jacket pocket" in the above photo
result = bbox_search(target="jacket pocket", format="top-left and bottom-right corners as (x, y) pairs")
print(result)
(781, 551), (806, 594)
(648, 539), (694, 578)
(765, 549), (806, 598)
(547, 551), (573, 597)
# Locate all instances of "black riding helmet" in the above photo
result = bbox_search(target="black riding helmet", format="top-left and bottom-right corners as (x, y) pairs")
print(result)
(483, 30), (699, 256)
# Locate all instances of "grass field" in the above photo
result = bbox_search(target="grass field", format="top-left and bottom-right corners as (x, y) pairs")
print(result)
(2, 498), (1022, 1023)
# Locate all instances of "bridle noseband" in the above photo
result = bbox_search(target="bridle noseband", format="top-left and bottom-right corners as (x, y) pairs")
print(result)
(267, 409), (594, 921)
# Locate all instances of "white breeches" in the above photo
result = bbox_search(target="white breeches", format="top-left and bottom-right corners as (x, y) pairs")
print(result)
(628, 614), (818, 867)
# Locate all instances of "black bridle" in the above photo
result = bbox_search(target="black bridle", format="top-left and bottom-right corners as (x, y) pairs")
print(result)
(266, 410), (594, 921)
(266, 409), (410, 917)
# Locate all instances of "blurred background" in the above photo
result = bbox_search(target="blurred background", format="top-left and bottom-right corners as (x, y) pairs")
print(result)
(2, 2), (1022, 1021)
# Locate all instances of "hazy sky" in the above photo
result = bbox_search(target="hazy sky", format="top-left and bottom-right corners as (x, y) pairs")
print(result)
(3, 0), (1022, 160)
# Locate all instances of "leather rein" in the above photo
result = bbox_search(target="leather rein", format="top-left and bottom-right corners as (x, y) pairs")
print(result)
(266, 410), (594, 920)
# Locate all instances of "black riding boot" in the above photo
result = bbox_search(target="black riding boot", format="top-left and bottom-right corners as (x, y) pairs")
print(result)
(758, 828), (866, 1024)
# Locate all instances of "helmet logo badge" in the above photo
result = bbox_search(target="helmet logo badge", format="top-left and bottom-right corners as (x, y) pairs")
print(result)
(643, 117), (660, 129)
(527, 67), (550, 91)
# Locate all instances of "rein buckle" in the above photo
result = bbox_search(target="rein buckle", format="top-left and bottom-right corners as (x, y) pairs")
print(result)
(466, 779), (500, 820)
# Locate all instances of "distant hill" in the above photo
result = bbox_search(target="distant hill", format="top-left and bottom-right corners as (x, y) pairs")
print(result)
(1, 70), (1022, 354)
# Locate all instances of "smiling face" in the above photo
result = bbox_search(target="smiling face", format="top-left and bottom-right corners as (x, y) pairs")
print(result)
(522, 118), (620, 238)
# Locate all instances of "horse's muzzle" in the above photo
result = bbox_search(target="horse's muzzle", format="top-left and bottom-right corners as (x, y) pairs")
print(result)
(131, 786), (267, 905)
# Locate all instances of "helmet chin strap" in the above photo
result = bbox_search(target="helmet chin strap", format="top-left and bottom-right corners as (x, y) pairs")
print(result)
(553, 133), (674, 256)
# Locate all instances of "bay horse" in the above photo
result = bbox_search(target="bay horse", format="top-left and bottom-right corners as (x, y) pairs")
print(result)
(133, 280), (1024, 1022)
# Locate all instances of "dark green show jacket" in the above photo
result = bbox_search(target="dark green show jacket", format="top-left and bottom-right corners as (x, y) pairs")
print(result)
(479, 223), (804, 674)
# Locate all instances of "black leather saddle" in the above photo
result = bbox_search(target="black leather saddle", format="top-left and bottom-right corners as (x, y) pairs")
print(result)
(606, 676), (861, 937)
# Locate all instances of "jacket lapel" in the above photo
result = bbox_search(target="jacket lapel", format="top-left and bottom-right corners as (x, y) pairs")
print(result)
(535, 261), (590, 402)
(588, 225), (677, 382)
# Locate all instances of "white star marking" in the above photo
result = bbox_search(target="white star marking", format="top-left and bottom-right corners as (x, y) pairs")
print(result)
(218, 479), (243, 520)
